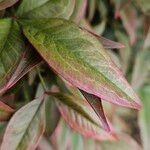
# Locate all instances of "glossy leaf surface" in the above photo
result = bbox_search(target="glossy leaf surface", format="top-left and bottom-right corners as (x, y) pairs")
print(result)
(23, 18), (141, 109)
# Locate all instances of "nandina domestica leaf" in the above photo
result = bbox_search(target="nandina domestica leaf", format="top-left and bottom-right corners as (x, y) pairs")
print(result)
(22, 18), (141, 109)
(52, 93), (115, 141)
(0, 18), (41, 95)
(0, 101), (14, 121)
(80, 90), (110, 132)
(1, 96), (46, 150)
(0, 0), (19, 10)
(15, 0), (75, 19)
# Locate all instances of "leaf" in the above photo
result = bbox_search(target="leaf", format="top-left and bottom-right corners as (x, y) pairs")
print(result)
(0, 101), (14, 121)
(131, 50), (150, 91)
(139, 85), (150, 150)
(45, 96), (60, 137)
(52, 93), (115, 141)
(22, 18), (141, 110)
(0, 0), (19, 10)
(0, 18), (40, 96)
(1, 96), (46, 150)
(15, 0), (75, 19)
(80, 90), (110, 132)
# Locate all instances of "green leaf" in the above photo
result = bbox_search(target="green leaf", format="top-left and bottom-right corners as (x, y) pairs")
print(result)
(1, 96), (46, 150)
(0, 0), (19, 10)
(139, 85), (150, 150)
(15, 0), (75, 19)
(0, 18), (41, 95)
(22, 18), (141, 110)
(0, 101), (14, 121)
(52, 93), (115, 141)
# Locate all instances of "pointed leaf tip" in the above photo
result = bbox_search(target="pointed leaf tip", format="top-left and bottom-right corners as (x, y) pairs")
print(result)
(80, 90), (110, 132)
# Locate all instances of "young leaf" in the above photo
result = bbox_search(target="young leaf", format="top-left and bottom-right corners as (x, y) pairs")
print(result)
(15, 0), (75, 19)
(80, 90), (110, 132)
(0, 0), (19, 10)
(52, 93), (115, 141)
(1, 96), (46, 150)
(0, 101), (14, 121)
(139, 85), (150, 150)
(22, 18), (141, 110)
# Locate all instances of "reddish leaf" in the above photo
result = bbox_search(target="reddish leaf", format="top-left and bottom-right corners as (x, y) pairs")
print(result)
(80, 90), (110, 132)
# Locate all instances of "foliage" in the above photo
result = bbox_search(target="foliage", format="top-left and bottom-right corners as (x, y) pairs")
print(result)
(0, 0), (149, 150)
